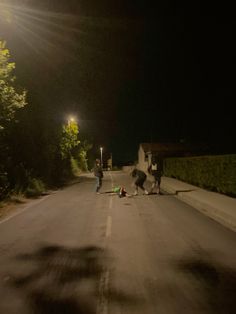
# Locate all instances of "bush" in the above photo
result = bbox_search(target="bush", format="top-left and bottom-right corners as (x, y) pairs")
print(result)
(70, 157), (81, 176)
(9, 163), (30, 193)
(25, 178), (45, 198)
(164, 154), (236, 197)
(0, 172), (10, 200)
(77, 150), (88, 172)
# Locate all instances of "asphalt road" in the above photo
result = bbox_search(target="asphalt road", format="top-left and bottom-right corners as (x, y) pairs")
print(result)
(0, 171), (235, 314)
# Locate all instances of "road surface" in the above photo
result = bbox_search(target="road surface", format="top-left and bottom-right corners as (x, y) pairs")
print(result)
(0, 171), (235, 314)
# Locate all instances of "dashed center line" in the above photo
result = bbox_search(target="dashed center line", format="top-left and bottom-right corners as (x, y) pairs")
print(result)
(97, 270), (110, 314)
(105, 215), (112, 238)
(109, 194), (113, 209)
(97, 172), (114, 313)
(106, 173), (113, 238)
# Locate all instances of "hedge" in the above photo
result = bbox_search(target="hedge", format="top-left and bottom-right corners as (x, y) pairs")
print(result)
(163, 154), (236, 197)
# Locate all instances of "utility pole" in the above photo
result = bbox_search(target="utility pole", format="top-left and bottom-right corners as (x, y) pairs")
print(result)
(100, 147), (103, 168)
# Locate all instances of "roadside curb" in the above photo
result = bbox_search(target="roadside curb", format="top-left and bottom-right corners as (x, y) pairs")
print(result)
(160, 177), (236, 233)
(177, 191), (236, 232)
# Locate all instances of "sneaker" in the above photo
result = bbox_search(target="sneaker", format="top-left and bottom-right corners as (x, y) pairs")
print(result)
(133, 191), (138, 196)
(96, 192), (101, 194)
(144, 190), (149, 195)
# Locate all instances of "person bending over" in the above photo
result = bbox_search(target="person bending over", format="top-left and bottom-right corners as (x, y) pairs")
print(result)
(131, 168), (149, 196)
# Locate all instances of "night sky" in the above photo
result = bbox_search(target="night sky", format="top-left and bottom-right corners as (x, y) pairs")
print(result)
(0, 1), (235, 164)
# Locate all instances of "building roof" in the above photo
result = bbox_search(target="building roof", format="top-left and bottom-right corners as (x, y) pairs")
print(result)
(140, 142), (209, 154)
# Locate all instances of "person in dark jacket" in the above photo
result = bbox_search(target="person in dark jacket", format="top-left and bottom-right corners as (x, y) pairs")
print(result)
(131, 168), (149, 196)
(94, 159), (103, 194)
(148, 157), (163, 194)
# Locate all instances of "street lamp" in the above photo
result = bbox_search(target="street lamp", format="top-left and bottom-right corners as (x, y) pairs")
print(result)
(68, 116), (75, 124)
(100, 147), (103, 168)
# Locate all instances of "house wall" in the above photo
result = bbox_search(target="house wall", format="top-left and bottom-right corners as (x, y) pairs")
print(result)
(148, 154), (152, 165)
(138, 146), (149, 172)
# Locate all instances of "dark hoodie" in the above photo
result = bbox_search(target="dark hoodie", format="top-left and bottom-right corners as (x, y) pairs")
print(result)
(131, 169), (146, 180)
(94, 162), (103, 178)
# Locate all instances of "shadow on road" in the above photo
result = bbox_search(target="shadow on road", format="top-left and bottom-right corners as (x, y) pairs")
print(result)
(7, 245), (141, 314)
(175, 255), (236, 314)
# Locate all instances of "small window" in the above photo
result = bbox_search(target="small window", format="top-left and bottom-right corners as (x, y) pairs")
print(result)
(144, 153), (148, 161)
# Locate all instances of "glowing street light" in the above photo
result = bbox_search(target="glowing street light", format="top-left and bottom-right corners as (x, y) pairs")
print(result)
(68, 116), (75, 123)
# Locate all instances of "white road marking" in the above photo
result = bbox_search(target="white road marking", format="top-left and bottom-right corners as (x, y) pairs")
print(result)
(109, 171), (114, 188)
(109, 194), (113, 209)
(97, 172), (115, 314)
(105, 215), (112, 238)
(106, 173), (113, 237)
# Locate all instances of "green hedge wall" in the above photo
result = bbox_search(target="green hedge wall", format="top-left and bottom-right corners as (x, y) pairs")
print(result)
(163, 154), (236, 197)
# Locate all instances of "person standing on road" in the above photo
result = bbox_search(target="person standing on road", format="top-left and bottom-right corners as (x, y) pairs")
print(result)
(94, 159), (103, 194)
(131, 168), (149, 196)
(148, 157), (163, 194)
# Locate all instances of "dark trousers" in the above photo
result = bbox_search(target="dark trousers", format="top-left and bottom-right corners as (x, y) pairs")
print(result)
(135, 177), (146, 190)
(150, 175), (161, 193)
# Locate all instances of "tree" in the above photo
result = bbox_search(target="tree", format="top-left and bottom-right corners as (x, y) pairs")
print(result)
(0, 40), (27, 130)
(59, 120), (92, 177)
(60, 120), (80, 160)
(0, 40), (27, 198)
(77, 140), (93, 171)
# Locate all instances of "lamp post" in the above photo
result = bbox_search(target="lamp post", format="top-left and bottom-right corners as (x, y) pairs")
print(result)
(100, 147), (103, 168)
